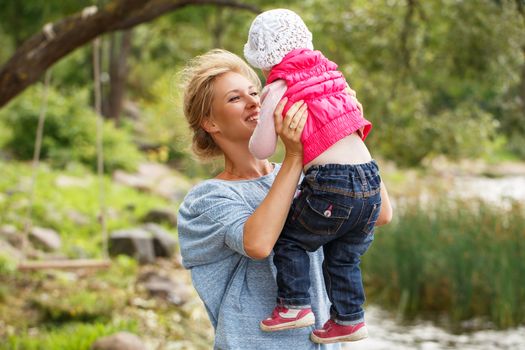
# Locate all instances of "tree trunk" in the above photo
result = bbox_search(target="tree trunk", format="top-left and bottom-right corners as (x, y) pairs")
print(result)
(400, 0), (416, 70)
(0, 0), (260, 109)
(213, 7), (225, 48)
(107, 30), (133, 125)
(521, 46), (525, 117)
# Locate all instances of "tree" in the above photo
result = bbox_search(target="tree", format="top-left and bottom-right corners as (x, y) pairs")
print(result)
(0, 0), (259, 109)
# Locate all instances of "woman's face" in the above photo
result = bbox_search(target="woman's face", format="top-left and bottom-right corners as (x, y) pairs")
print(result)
(207, 71), (260, 141)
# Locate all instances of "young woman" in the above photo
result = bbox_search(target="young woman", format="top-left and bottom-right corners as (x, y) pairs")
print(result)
(177, 49), (392, 349)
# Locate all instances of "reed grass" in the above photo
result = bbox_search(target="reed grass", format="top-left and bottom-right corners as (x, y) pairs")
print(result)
(364, 199), (525, 329)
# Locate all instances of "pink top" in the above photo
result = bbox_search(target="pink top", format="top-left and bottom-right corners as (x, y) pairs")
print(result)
(249, 49), (371, 165)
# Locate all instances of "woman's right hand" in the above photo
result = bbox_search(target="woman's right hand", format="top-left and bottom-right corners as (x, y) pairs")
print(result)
(273, 97), (308, 160)
(244, 97), (308, 259)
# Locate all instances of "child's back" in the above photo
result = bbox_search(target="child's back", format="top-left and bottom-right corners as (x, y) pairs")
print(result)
(306, 133), (372, 170)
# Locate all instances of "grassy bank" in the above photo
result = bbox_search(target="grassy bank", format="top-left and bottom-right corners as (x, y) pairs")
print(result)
(365, 199), (525, 330)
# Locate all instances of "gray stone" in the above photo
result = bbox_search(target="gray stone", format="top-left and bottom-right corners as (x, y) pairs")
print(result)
(29, 227), (61, 251)
(109, 229), (155, 264)
(139, 271), (190, 306)
(143, 223), (177, 258)
(90, 332), (146, 350)
(141, 208), (177, 227)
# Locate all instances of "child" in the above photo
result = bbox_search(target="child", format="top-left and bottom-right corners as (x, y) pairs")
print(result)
(244, 9), (383, 344)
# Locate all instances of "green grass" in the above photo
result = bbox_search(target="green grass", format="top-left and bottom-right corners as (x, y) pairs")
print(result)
(2, 320), (138, 350)
(365, 199), (525, 330)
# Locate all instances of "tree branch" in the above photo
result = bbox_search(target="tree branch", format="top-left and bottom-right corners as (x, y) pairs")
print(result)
(0, 0), (260, 108)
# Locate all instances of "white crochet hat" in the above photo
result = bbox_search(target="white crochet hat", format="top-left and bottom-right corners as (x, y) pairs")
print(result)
(244, 9), (313, 70)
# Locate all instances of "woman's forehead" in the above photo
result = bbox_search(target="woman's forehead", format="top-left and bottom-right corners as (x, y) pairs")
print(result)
(215, 71), (254, 93)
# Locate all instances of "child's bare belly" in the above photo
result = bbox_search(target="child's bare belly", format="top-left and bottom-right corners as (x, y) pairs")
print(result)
(304, 133), (372, 171)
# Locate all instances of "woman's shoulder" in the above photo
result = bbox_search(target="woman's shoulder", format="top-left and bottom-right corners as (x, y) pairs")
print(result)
(181, 179), (237, 210)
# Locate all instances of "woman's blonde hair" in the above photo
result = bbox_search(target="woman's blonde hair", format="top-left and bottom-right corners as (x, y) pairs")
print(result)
(179, 49), (261, 160)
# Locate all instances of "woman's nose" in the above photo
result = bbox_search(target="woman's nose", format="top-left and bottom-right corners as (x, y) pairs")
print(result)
(247, 94), (260, 107)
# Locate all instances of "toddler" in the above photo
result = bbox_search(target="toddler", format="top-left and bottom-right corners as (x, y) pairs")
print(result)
(244, 9), (382, 344)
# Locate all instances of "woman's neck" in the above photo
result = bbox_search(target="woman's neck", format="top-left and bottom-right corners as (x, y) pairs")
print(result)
(217, 157), (274, 181)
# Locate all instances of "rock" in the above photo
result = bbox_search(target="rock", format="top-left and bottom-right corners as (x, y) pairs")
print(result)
(114, 162), (192, 201)
(138, 271), (190, 306)
(90, 332), (146, 350)
(66, 210), (90, 226)
(141, 208), (177, 227)
(112, 171), (152, 192)
(0, 225), (20, 247)
(29, 227), (61, 251)
(109, 229), (155, 264)
(143, 223), (177, 258)
(0, 240), (23, 260)
(55, 175), (91, 188)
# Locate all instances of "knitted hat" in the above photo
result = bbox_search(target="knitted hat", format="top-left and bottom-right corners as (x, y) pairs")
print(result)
(244, 9), (313, 70)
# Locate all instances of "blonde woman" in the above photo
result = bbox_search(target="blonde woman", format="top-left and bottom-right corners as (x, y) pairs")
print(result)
(177, 49), (392, 349)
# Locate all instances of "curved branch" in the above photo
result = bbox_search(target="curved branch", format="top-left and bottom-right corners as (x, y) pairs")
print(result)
(0, 0), (260, 108)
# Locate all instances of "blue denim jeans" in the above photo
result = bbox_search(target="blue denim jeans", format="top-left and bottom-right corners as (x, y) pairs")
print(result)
(273, 161), (381, 325)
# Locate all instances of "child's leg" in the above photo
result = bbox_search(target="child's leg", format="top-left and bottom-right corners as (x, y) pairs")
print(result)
(260, 204), (334, 332)
(322, 229), (375, 325)
(260, 235), (316, 332)
(310, 193), (380, 343)
(273, 236), (312, 308)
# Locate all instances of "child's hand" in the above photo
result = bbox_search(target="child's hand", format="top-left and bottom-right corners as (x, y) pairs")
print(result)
(346, 86), (364, 114)
(274, 97), (308, 160)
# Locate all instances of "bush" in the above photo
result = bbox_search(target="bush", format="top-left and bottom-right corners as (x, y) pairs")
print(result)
(0, 85), (142, 173)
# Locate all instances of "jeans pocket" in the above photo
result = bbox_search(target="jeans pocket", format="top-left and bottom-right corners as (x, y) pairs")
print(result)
(297, 194), (352, 235)
(361, 200), (381, 235)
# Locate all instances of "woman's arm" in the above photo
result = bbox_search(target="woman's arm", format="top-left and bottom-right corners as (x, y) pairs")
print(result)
(376, 180), (393, 226)
(346, 84), (393, 227)
(244, 98), (308, 259)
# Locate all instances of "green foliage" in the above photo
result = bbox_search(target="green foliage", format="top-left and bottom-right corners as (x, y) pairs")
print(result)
(304, 0), (525, 166)
(0, 160), (172, 258)
(0, 253), (16, 277)
(2, 321), (137, 350)
(0, 1), (92, 46)
(0, 85), (142, 173)
(365, 199), (525, 329)
(135, 71), (219, 177)
(32, 288), (122, 323)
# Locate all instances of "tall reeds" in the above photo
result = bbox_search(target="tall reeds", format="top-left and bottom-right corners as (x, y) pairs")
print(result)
(364, 199), (525, 330)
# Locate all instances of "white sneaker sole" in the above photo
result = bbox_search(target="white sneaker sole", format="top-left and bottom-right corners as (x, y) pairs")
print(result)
(310, 325), (368, 344)
(260, 312), (316, 332)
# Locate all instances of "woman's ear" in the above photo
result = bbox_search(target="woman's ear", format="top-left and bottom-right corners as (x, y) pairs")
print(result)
(201, 117), (219, 133)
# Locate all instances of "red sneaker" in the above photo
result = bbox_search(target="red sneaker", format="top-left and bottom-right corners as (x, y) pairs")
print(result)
(260, 305), (315, 332)
(310, 319), (368, 344)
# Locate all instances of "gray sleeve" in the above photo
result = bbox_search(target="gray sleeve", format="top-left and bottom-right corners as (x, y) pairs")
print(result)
(177, 182), (252, 268)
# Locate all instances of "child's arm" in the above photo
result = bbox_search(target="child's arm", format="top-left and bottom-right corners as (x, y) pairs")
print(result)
(249, 80), (288, 159)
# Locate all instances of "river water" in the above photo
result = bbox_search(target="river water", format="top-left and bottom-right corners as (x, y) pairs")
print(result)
(342, 306), (525, 350)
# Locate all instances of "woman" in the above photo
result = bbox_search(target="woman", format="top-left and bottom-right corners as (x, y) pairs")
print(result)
(177, 49), (392, 349)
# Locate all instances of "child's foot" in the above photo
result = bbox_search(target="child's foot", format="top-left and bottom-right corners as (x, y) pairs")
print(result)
(310, 319), (368, 344)
(260, 305), (315, 332)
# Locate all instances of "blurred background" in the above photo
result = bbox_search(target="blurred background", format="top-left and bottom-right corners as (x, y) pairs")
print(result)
(0, 0), (524, 349)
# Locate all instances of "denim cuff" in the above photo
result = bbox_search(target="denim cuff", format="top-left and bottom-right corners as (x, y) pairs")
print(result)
(332, 309), (364, 325)
(277, 297), (311, 309)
